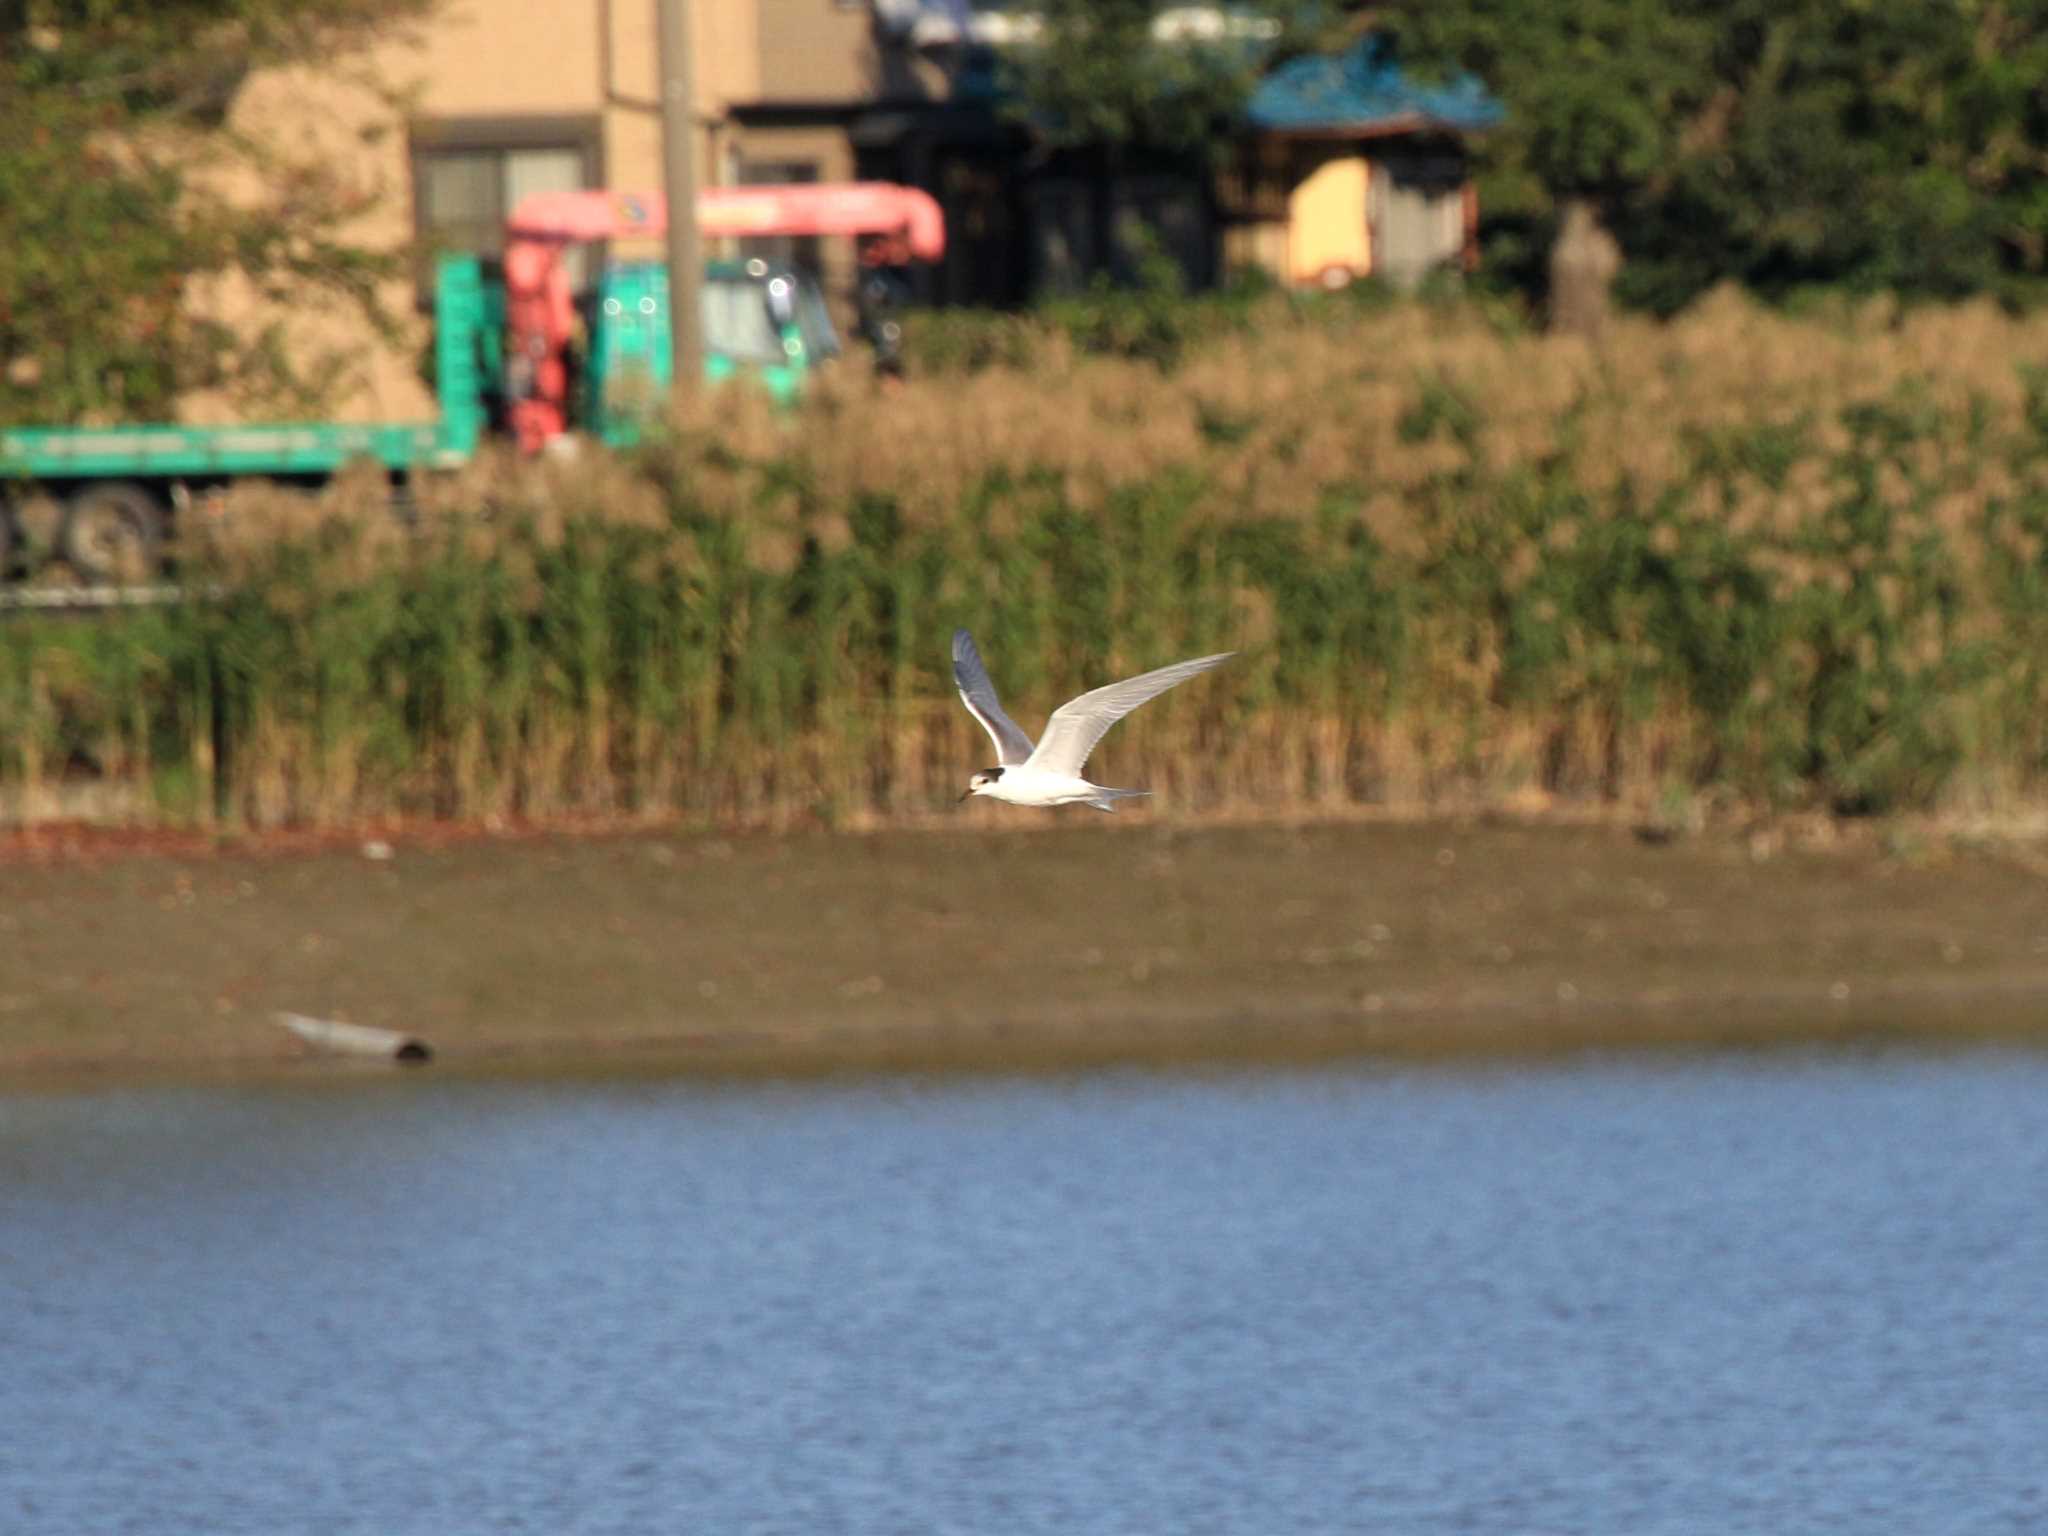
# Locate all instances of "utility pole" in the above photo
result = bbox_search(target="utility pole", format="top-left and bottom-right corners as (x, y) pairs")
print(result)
(655, 0), (702, 393)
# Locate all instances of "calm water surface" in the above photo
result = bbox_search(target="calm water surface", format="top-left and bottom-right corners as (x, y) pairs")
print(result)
(4, 1049), (2046, 1534)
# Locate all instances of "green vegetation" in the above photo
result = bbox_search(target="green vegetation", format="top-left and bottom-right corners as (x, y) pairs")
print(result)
(8, 290), (2048, 832)
(999, 0), (1248, 156)
(1388, 0), (2048, 313)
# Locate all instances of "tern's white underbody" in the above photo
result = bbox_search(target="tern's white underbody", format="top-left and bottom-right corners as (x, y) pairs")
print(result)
(969, 764), (1147, 812)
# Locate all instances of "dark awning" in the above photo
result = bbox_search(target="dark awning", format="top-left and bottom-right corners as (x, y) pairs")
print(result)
(848, 101), (1013, 150)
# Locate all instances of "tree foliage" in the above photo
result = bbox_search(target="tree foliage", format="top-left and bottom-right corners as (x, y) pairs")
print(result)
(1388, 0), (2048, 311)
(1390, 0), (1713, 202)
(0, 0), (432, 426)
(1633, 0), (2048, 309)
(998, 0), (1330, 158)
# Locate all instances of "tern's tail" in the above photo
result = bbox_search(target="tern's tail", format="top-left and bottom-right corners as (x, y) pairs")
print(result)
(1087, 787), (1151, 814)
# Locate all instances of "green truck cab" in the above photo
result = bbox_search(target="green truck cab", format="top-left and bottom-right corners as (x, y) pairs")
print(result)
(583, 258), (839, 447)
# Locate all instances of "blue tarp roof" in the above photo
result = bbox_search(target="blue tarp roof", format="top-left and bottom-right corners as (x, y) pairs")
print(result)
(1248, 38), (1502, 134)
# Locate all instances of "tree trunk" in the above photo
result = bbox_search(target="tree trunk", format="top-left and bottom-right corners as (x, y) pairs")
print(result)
(1548, 197), (1622, 338)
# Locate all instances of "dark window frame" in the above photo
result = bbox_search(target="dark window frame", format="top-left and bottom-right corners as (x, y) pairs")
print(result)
(734, 156), (824, 273)
(409, 114), (606, 299)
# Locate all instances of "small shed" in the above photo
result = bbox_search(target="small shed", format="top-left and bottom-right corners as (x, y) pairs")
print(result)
(1229, 39), (1501, 291)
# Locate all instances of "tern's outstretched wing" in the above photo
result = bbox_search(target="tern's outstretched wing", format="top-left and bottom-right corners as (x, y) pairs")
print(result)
(1027, 652), (1234, 779)
(952, 629), (1037, 766)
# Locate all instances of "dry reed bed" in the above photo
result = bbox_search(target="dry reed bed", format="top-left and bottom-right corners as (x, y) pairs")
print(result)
(6, 287), (2048, 831)
(735, 286), (2048, 531)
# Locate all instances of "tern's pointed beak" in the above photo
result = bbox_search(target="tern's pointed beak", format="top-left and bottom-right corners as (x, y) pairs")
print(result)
(958, 788), (974, 803)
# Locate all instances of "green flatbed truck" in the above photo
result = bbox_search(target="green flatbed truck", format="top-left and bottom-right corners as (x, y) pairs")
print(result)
(1, 256), (496, 587)
(1, 252), (838, 590)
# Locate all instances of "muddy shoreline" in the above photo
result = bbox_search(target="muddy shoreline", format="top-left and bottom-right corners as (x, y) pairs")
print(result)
(5, 818), (2047, 1086)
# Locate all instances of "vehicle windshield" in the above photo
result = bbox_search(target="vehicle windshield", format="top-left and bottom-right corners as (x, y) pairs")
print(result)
(699, 278), (785, 364)
(791, 277), (840, 360)
(699, 271), (840, 365)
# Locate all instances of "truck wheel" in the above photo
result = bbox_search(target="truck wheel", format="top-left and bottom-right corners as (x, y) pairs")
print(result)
(60, 481), (166, 584)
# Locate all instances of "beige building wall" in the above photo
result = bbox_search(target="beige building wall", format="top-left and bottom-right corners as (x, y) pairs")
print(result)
(750, 0), (875, 98)
(185, 61), (427, 425)
(408, 0), (607, 114)
(199, 0), (882, 424)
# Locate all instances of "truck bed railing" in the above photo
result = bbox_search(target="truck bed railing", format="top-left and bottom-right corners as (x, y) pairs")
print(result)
(0, 583), (215, 613)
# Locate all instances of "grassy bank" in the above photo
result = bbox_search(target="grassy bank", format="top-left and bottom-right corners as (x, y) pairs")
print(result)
(8, 287), (2048, 830)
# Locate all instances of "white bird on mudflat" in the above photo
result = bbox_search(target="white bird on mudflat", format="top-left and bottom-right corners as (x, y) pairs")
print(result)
(952, 628), (1234, 811)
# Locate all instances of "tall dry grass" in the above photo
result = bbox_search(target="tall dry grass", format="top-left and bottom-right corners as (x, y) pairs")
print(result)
(702, 283), (2048, 533)
(8, 284), (2048, 832)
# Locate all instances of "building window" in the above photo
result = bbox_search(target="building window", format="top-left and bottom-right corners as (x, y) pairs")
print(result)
(735, 159), (821, 274)
(411, 116), (603, 293)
